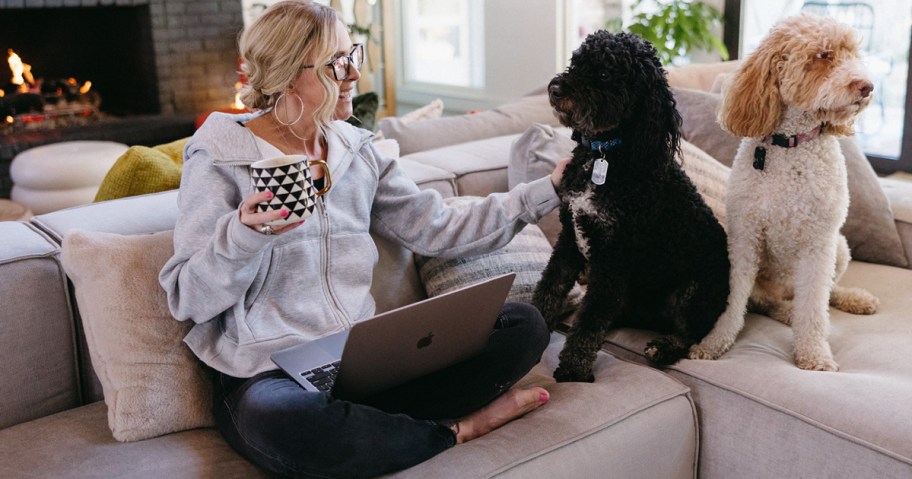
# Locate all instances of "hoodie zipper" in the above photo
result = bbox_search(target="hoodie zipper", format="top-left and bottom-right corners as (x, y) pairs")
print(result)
(318, 194), (351, 329)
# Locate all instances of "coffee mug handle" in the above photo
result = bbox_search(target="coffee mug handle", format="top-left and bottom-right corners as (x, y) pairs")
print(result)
(308, 159), (332, 196)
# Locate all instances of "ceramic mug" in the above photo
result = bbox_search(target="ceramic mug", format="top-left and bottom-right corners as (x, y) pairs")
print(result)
(250, 155), (332, 226)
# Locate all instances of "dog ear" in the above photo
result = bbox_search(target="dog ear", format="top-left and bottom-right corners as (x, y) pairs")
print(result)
(718, 45), (783, 138)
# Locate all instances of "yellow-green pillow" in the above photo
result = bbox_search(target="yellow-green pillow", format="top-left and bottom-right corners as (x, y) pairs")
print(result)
(94, 138), (188, 202)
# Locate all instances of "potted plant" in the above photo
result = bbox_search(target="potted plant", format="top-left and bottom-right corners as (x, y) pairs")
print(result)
(607, 0), (729, 66)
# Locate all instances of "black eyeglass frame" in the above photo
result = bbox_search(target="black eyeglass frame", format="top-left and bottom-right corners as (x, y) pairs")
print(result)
(302, 44), (364, 81)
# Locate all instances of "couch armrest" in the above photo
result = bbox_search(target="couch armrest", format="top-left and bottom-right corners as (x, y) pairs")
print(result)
(0, 222), (81, 428)
(880, 176), (912, 270)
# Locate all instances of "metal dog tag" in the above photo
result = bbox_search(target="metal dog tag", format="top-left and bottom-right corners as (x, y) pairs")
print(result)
(591, 159), (608, 185)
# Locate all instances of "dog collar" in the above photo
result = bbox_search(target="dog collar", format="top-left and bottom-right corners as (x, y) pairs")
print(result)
(764, 123), (825, 148)
(574, 133), (622, 185)
(753, 123), (826, 170)
(577, 134), (622, 157)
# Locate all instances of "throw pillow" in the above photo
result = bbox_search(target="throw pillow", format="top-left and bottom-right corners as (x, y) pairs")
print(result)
(398, 98), (445, 124)
(378, 93), (561, 156)
(672, 87), (908, 268)
(60, 229), (214, 442)
(671, 87), (742, 167)
(679, 140), (730, 228)
(346, 91), (380, 131)
(507, 123), (575, 190)
(94, 138), (188, 202)
(414, 197), (582, 316)
(508, 123), (575, 246)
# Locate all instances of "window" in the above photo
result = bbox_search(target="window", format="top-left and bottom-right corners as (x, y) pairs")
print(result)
(400, 0), (484, 89)
(732, 0), (912, 173)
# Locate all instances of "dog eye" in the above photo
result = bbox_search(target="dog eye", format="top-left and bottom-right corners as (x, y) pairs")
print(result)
(815, 51), (833, 61)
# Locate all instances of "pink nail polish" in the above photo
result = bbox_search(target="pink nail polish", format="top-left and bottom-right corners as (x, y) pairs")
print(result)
(540, 392), (549, 404)
(280, 209), (289, 218)
(266, 191), (274, 199)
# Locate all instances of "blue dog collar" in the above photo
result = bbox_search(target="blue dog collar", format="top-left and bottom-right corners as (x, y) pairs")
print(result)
(589, 139), (622, 154)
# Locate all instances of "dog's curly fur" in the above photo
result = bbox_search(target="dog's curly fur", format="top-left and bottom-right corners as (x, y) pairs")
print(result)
(688, 14), (879, 371)
(532, 31), (730, 382)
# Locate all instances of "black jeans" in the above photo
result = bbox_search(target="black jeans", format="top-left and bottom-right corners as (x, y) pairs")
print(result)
(213, 302), (550, 479)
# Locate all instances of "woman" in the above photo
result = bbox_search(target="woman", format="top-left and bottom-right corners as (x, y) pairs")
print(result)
(159, 1), (567, 477)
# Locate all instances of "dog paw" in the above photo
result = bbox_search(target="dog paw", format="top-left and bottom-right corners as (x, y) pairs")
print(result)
(687, 343), (725, 361)
(795, 354), (839, 372)
(644, 336), (687, 365)
(553, 366), (594, 383)
(794, 340), (838, 371)
(830, 286), (879, 315)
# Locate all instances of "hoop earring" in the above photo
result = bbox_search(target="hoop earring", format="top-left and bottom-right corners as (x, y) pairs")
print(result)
(273, 92), (305, 126)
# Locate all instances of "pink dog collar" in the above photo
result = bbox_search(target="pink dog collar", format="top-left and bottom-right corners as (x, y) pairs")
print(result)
(765, 123), (826, 148)
(754, 123), (826, 170)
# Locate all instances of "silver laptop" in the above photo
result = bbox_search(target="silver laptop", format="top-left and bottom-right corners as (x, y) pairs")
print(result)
(271, 273), (516, 400)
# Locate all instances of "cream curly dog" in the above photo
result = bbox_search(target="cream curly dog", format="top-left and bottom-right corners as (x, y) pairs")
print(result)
(689, 14), (879, 371)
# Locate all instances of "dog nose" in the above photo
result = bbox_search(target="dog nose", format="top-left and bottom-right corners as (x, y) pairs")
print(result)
(853, 80), (874, 98)
(548, 80), (562, 99)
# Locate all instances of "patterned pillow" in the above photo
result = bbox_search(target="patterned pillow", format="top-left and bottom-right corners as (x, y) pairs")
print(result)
(414, 197), (580, 311)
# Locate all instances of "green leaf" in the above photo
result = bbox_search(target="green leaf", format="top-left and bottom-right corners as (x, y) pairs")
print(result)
(620, 0), (728, 65)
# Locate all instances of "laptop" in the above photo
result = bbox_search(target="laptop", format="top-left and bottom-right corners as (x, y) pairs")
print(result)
(271, 272), (516, 400)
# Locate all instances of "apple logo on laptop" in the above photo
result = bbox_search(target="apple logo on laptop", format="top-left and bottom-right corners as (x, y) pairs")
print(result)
(417, 332), (434, 349)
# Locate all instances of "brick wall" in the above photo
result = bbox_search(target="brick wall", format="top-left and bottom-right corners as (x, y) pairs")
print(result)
(0, 0), (243, 114)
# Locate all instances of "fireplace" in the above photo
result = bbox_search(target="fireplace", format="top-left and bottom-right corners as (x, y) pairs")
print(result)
(0, 0), (244, 199)
(1, 5), (160, 120)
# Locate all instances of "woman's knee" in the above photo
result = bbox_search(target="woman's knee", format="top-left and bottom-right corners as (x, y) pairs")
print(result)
(501, 302), (550, 354)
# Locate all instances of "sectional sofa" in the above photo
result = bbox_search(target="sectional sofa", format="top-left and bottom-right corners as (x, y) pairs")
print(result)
(0, 64), (910, 478)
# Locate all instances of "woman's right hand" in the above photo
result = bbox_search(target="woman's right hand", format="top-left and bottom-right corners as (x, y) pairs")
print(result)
(239, 190), (304, 235)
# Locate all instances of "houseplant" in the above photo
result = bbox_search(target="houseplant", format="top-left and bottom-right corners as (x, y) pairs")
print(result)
(607, 0), (729, 66)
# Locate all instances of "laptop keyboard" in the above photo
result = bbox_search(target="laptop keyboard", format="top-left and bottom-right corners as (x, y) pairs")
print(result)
(302, 361), (341, 391)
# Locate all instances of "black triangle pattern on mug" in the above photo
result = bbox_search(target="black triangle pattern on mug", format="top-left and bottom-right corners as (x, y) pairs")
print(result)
(251, 163), (317, 219)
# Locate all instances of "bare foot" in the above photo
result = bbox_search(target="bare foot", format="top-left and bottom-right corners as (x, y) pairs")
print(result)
(451, 387), (549, 444)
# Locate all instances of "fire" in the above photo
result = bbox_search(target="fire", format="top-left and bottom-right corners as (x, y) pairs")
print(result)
(8, 49), (34, 93)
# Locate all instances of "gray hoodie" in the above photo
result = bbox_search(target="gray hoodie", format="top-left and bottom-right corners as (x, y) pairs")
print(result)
(159, 111), (560, 378)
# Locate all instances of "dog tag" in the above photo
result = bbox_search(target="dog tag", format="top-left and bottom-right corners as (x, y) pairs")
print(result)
(753, 146), (766, 170)
(591, 158), (608, 185)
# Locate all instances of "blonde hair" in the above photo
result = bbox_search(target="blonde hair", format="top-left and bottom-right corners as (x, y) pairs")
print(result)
(238, 1), (343, 134)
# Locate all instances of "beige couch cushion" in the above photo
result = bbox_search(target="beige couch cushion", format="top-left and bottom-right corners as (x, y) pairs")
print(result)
(0, 402), (271, 478)
(379, 94), (559, 156)
(60, 230), (214, 442)
(389, 334), (698, 478)
(880, 176), (912, 264)
(603, 261), (912, 478)
(0, 222), (80, 430)
(402, 134), (521, 197)
(0, 335), (697, 479)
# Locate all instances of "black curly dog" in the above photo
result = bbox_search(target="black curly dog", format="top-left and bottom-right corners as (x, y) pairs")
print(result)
(532, 31), (730, 382)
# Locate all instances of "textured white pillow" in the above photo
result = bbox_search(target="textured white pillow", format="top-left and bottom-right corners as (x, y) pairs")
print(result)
(678, 140), (730, 229)
(60, 230), (214, 442)
(414, 197), (581, 312)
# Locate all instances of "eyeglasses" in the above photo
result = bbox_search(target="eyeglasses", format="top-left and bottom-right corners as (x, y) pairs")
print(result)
(302, 44), (364, 81)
